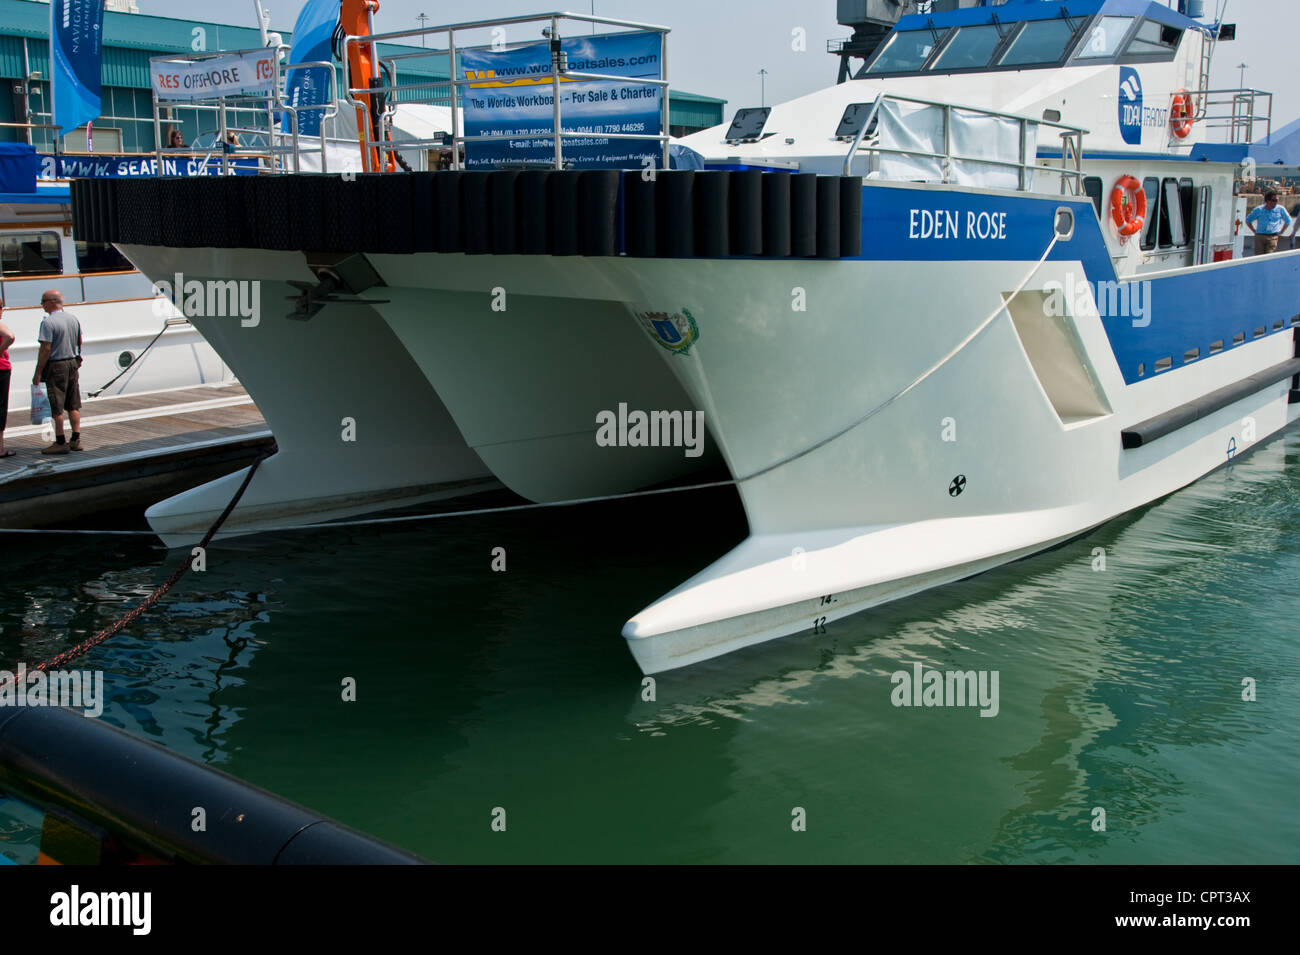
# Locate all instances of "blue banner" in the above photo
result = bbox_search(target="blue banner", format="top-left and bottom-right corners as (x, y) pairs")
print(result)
(50, 1), (106, 136)
(0, 143), (38, 193)
(282, 0), (340, 136)
(38, 153), (259, 179)
(459, 31), (663, 170)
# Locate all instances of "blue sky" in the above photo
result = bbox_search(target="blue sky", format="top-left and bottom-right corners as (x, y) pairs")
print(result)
(135, 0), (1299, 126)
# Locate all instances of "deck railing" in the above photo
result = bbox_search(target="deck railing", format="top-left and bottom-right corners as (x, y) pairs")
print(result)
(1183, 88), (1272, 146)
(341, 11), (672, 172)
(841, 92), (1088, 195)
(148, 48), (338, 175)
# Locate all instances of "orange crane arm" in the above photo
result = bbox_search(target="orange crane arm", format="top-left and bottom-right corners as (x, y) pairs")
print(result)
(341, 0), (393, 171)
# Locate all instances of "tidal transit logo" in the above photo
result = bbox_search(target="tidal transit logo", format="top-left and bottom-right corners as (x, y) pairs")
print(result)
(1118, 67), (1143, 145)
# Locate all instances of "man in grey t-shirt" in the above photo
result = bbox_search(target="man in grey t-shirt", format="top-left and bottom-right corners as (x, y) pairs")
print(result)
(32, 290), (83, 454)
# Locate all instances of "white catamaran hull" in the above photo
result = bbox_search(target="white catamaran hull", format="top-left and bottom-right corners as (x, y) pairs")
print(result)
(121, 247), (496, 545)
(370, 276), (720, 503)
(616, 253), (1298, 670)
(243, 185), (1291, 671)
(123, 245), (718, 543)
(123, 199), (1300, 668)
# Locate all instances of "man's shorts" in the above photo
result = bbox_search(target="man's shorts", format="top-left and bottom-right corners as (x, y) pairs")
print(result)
(44, 358), (82, 416)
(1254, 233), (1280, 256)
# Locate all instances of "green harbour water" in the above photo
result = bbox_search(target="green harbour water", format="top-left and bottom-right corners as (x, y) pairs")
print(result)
(1, 431), (1298, 864)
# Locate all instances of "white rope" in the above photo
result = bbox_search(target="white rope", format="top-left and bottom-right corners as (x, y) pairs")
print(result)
(736, 229), (1061, 482)
(0, 526), (159, 536)
(0, 461), (56, 488)
(0, 479), (741, 536)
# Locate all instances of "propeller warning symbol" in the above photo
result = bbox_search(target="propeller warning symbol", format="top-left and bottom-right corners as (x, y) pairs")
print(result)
(949, 474), (966, 497)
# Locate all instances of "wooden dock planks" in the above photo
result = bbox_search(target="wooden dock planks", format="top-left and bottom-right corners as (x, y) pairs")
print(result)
(0, 383), (274, 529)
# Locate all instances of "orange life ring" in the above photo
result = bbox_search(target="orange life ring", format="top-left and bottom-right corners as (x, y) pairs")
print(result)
(1170, 89), (1194, 138)
(1110, 175), (1146, 238)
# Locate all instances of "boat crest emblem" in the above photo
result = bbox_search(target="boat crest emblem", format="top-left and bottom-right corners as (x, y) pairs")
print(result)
(637, 308), (700, 355)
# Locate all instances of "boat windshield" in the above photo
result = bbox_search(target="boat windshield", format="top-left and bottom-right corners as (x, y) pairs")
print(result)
(931, 25), (1001, 70)
(865, 9), (1174, 76)
(998, 18), (1077, 67)
(866, 30), (940, 74)
(1077, 16), (1132, 58)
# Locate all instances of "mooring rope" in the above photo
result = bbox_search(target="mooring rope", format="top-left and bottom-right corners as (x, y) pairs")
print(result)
(0, 477), (742, 537)
(0, 461), (56, 489)
(87, 321), (171, 399)
(0, 451), (270, 683)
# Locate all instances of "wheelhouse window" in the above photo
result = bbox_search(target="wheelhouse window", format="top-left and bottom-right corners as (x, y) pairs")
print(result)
(1077, 16), (1133, 58)
(1140, 177), (1191, 251)
(1161, 178), (1186, 248)
(866, 30), (942, 74)
(1179, 178), (1195, 243)
(932, 25), (1002, 70)
(1124, 19), (1182, 57)
(1140, 176), (1160, 250)
(998, 18), (1076, 67)
(0, 232), (61, 275)
(76, 241), (134, 275)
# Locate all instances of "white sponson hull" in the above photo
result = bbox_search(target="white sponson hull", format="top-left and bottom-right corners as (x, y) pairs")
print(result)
(118, 249), (495, 544)
(607, 253), (1299, 672)
(121, 246), (716, 544)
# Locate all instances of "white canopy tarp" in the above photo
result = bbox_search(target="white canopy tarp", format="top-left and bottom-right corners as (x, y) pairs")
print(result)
(291, 102), (454, 172)
(865, 99), (1038, 190)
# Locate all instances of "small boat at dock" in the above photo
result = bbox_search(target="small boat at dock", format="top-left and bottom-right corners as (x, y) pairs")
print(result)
(2, 145), (233, 424)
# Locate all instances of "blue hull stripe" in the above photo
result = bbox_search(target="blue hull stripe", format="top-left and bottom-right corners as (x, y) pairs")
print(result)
(851, 184), (1300, 384)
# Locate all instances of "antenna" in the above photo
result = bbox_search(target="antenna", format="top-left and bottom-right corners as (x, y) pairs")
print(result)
(252, 1), (270, 48)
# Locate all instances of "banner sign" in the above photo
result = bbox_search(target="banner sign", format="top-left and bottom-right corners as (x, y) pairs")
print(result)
(39, 153), (260, 179)
(459, 31), (663, 170)
(282, 0), (340, 136)
(150, 50), (278, 102)
(0, 143), (38, 194)
(51, 0), (107, 135)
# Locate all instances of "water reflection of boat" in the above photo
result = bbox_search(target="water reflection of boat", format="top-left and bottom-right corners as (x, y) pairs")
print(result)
(632, 433), (1299, 861)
